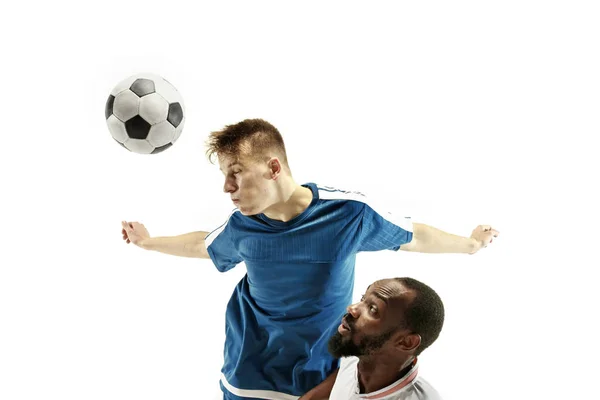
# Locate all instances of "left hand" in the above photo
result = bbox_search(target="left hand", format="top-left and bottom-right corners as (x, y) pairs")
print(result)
(469, 225), (499, 254)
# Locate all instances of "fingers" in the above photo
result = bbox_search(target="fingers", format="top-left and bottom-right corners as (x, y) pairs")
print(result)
(122, 221), (133, 243)
(121, 220), (147, 245)
(483, 228), (499, 248)
(122, 221), (141, 231)
(470, 225), (499, 252)
(478, 225), (499, 236)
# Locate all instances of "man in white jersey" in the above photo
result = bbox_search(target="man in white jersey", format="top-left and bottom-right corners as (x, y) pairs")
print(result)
(322, 277), (444, 400)
(121, 119), (497, 399)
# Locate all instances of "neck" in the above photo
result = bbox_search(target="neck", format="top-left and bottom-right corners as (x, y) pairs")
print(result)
(357, 356), (414, 394)
(262, 177), (312, 222)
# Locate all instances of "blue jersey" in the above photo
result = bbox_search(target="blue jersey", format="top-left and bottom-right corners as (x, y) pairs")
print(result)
(205, 183), (413, 400)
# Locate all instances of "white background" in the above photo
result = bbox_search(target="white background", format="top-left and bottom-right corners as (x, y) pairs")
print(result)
(1, 1), (598, 399)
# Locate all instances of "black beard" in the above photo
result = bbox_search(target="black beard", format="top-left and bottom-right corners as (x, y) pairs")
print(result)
(327, 329), (394, 358)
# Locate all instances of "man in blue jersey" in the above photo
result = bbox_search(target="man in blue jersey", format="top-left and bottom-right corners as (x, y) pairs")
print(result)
(121, 118), (498, 400)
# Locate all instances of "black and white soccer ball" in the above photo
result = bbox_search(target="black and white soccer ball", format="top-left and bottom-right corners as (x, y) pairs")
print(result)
(105, 73), (185, 154)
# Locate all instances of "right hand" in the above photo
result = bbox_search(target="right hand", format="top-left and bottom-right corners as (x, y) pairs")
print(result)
(121, 221), (150, 247)
(469, 224), (499, 254)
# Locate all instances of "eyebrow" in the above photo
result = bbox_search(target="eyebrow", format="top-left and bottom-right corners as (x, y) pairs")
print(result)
(219, 162), (243, 173)
(371, 292), (389, 304)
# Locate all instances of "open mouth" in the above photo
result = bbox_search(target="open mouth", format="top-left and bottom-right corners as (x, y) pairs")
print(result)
(338, 319), (352, 334)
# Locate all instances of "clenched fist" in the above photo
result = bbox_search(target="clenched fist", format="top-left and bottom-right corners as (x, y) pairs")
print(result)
(469, 225), (499, 254)
(121, 221), (150, 247)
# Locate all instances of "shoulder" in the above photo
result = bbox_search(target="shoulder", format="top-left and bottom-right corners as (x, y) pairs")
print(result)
(315, 184), (387, 213)
(313, 184), (373, 215)
(315, 184), (369, 203)
(411, 376), (444, 400)
(218, 208), (243, 226)
(315, 183), (411, 228)
(205, 209), (242, 246)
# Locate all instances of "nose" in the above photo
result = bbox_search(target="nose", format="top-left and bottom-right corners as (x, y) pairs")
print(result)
(223, 177), (237, 194)
(347, 303), (360, 319)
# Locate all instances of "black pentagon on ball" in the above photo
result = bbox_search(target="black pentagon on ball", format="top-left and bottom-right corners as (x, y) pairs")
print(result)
(151, 142), (173, 154)
(125, 115), (151, 140)
(167, 102), (184, 127)
(105, 95), (115, 119)
(130, 78), (155, 97)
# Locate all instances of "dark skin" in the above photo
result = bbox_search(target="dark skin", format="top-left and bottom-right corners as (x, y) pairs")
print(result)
(335, 279), (422, 394)
(358, 283), (418, 392)
(300, 279), (423, 399)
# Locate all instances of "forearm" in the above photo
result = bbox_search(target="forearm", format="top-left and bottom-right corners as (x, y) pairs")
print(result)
(401, 223), (479, 254)
(300, 368), (338, 400)
(140, 231), (210, 258)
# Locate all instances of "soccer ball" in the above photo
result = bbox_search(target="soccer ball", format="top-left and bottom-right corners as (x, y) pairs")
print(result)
(105, 73), (185, 154)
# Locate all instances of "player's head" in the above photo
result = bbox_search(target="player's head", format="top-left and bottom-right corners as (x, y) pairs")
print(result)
(206, 118), (291, 215)
(328, 277), (444, 362)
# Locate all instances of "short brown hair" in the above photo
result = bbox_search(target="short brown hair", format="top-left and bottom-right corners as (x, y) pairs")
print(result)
(206, 118), (288, 166)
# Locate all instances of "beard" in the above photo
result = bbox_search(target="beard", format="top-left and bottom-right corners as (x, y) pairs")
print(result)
(327, 329), (395, 358)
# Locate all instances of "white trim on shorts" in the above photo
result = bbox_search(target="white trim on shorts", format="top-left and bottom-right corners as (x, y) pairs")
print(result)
(220, 374), (300, 400)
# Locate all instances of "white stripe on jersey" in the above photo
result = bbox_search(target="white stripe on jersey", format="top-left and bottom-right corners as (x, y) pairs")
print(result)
(317, 185), (413, 233)
(204, 208), (239, 249)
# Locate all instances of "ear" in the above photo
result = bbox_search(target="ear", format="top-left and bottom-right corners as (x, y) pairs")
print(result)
(396, 333), (421, 353)
(268, 158), (282, 180)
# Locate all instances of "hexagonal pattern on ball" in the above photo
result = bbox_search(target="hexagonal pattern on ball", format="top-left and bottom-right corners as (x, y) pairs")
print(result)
(110, 75), (139, 96)
(172, 117), (185, 143)
(154, 77), (184, 105)
(113, 138), (128, 150)
(113, 90), (140, 122)
(124, 139), (154, 154)
(139, 93), (169, 125)
(106, 115), (129, 143)
(147, 120), (176, 147)
(151, 143), (173, 154)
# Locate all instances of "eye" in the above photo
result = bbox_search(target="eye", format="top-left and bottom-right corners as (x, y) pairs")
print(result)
(369, 305), (378, 314)
(232, 170), (241, 175)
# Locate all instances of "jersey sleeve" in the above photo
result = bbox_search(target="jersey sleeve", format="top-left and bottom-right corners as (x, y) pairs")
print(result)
(204, 216), (243, 272)
(357, 203), (413, 252)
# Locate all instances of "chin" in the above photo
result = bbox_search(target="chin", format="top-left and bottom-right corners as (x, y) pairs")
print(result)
(328, 332), (355, 358)
(239, 203), (268, 215)
(238, 206), (260, 216)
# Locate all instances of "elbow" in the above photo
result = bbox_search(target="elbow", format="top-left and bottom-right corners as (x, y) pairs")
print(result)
(400, 236), (419, 252)
(197, 242), (210, 259)
(400, 223), (427, 252)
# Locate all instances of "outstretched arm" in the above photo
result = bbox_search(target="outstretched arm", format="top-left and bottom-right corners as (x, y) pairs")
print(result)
(400, 223), (499, 254)
(299, 368), (339, 400)
(122, 221), (210, 258)
(141, 231), (210, 258)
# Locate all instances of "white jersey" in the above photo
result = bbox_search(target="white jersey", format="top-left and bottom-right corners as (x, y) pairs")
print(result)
(329, 356), (443, 400)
